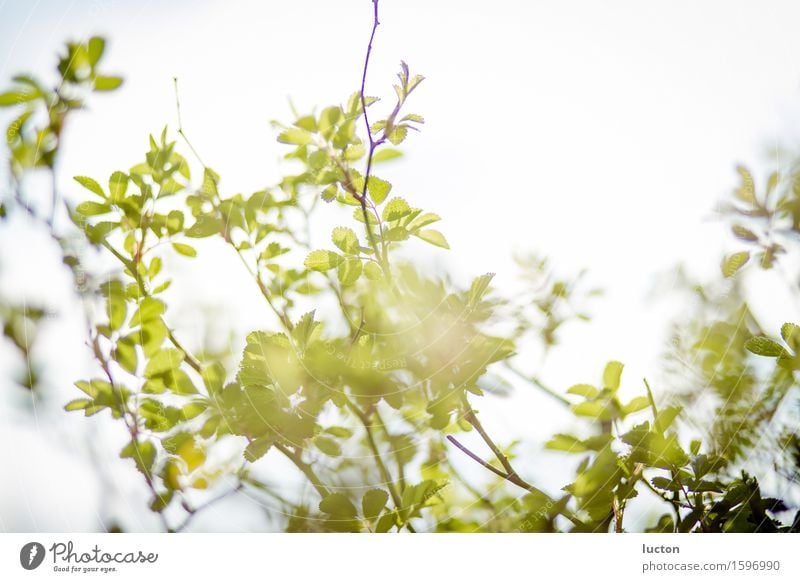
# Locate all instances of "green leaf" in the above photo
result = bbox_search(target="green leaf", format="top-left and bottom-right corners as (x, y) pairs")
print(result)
(654, 406), (682, 433)
(130, 297), (165, 327)
(731, 224), (758, 242)
(366, 176), (392, 204)
(331, 226), (359, 254)
(106, 293), (127, 330)
(382, 197), (413, 222)
(372, 148), (403, 163)
(76, 201), (111, 216)
(721, 251), (750, 278)
(409, 212), (441, 231)
(108, 171), (129, 202)
(384, 226), (409, 241)
(115, 336), (138, 374)
(244, 436), (273, 462)
(734, 165), (755, 203)
(74, 176), (106, 199)
(545, 433), (588, 453)
(64, 398), (92, 412)
(386, 125), (408, 145)
(304, 249), (342, 272)
(364, 261), (383, 280)
(0, 91), (38, 107)
(362, 489), (389, 520)
(314, 436), (342, 457)
(324, 426), (353, 438)
(171, 242), (197, 257)
(571, 400), (613, 421)
(185, 215), (222, 238)
(121, 439), (157, 477)
(603, 361), (624, 391)
(622, 396), (650, 415)
(566, 383), (599, 398)
(277, 127), (313, 146)
(94, 75), (123, 91)
(87, 37), (105, 65)
(745, 336), (789, 358)
(319, 493), (358, 518)
(145, 348), (185, 377)
(414, 229), (449, 249)
(337, 258), (362, 286)
(780, 323), (800, 352)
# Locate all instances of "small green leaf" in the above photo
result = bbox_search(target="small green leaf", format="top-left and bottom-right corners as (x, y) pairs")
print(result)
(277, 127), (313, 146)
(545, 433), (588, 453)
(566, 383), (599, 398)
(721, 251), (749, 278)
(87, 37), (105, 65)
(94, 75), (123, 91)
(314, 436), (342, 457)
(364, 261), (383, 280)
(130, 297), (165, 326)
(382, 197), (412, 222)
(409, 212), (441, 231)
(366, 176), (391, 204)
(76, 201), (111, 216)
(372, 148), (403, 163)
(622, 396), (650, 415)
(0, 91), (38, 107)
(414, 229), (449, 249)
(74, 176), (106, 199)
(304, 250), (342, 271)
(145, 348), (185, 377)
(731, 224), (757, 242)
(244, 436), (273, 462)
(745, 336), (789, 358)
(780, 323), (800, 352)
(337, 258), (362, 286)
(603, 361), (624, 391)
(108, 171), (129, 201)
(64, 398), (92, 412)
(386, 125), (408, 145)
(185, 215), (222, 238)
(362, 489), (389, 520)
(171, 242), (197, 257)
(319, 493), (358, 518)
(331, 227), (359, 254)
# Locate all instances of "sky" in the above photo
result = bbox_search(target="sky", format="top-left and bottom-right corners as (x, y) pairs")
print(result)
(2, 0), (800, 531)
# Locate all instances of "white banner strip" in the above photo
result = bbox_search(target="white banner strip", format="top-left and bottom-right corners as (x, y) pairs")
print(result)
(1, 533), (797, 581)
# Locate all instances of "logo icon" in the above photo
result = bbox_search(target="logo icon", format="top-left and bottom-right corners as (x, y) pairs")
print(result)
(19, 542), (45, 570)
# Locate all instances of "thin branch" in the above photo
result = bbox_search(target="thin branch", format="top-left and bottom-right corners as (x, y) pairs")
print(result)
(173, 77), (206, 168)
(174, 482), (243, 532)
(345, 398), (403, 508)
(356, 0), (389, 279)
(504, 362), (570, 407)
(446, 435), (508, 481)
(452, 396), (585, 528)
(273, 442), (330, 499)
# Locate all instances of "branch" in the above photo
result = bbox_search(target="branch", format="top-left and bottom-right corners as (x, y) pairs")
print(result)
(451, 396), (585, 528)
(273, 442), (330, 499)
(174, 482), (243, 532)
(504, 362), (570, 407)
(356, 0), (389, 279)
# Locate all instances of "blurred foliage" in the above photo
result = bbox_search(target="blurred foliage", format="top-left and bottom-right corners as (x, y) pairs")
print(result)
(1, 3), (799, 533)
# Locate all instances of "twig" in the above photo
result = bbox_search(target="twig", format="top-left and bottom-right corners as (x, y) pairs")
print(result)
(504, 362), (570, 407)
(356, 0), (389, 278)
(273, 442), (330, 499)
(174, 482), (243, 532)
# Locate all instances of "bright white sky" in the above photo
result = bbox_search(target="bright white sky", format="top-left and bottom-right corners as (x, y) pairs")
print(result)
(2, 0), (800, 531)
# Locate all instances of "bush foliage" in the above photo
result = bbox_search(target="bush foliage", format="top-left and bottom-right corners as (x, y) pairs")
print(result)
(1, 2), (799, 532)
